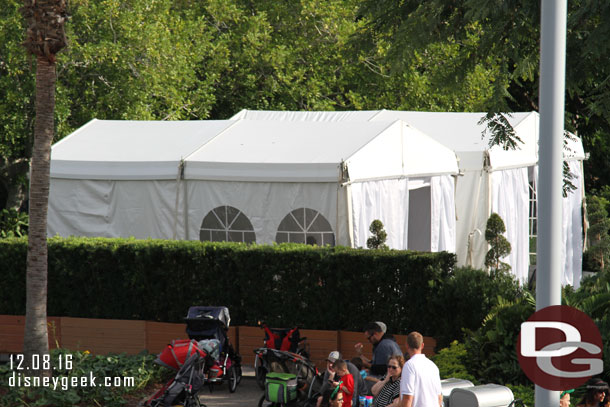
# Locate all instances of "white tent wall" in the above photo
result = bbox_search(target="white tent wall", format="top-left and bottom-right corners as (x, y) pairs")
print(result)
(182, 180), (347, 246)
(431, 175), (457, 252)
(491, 167), (531, 283)
(48, 179), (181, 239)
(562, 160), (584, 288)
(457, 170), (490, 270)
(531, 160), (585, 289)
(349, 178), (410, 249)
(233, 110), (588, 287)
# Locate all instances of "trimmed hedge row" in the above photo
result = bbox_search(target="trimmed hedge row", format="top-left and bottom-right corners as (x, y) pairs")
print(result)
(0, 237), (456, 337)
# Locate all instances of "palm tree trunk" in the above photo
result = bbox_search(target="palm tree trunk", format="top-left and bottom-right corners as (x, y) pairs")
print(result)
(23, 56), (56, 374)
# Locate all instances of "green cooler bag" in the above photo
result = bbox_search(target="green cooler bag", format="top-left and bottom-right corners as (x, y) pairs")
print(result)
(265, 372), (298, 403)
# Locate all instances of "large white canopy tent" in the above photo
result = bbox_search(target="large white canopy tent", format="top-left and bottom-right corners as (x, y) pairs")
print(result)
(233, 110), (586, 287)
(48, 118), (459, 251)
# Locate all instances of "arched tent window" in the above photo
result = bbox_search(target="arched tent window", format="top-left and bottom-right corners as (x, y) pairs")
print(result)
(200, 206), (256, 243)
(276, 208), (335, 246)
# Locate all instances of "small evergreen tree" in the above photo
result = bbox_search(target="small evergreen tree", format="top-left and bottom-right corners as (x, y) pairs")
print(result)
(485, 213), (511, 273)
(586, 195), (610, 270)
(367, 219), (389, 250)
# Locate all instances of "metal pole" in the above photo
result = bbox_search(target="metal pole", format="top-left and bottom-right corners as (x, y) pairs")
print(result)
(536, 0), (567, 405)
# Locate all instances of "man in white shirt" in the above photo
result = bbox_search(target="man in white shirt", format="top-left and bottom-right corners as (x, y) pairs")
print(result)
(399, 332), (442, 407)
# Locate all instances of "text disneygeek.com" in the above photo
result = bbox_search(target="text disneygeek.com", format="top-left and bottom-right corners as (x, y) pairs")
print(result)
(8, 372), (136, 391)
(5, 354), (135, 391)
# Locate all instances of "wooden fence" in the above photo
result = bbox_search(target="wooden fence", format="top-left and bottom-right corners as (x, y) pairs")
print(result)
(0, 315), (435, 369)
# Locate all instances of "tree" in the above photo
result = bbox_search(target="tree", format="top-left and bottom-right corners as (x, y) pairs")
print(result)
(355, 1), (610, 192)
(367, 219), (388, 250)
(21, 0), (67, 375)
(586, 195), (610, 271)
(484, 213), (511, 273)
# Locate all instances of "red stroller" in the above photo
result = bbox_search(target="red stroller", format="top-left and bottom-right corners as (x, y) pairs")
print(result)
(146, 339), (208, 407)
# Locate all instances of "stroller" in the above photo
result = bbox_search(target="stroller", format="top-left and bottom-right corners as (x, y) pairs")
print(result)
(185, 306), (242, 392)
(147, 339), (208, 407)
(256, 348), (323, 407)
(254, 324), (308, 389)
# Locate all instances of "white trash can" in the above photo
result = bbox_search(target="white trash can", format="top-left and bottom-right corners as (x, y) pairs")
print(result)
(441, 378), (475, 407)
(449, 384), (514, 407)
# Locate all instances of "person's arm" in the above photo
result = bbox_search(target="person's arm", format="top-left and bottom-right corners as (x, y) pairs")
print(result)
(438, 394), (443, 407)
(365, 375), (380, 383)
(341, 375), (354, 396)
(400, 395), (413, 407)
(354, 343), (372, 368)
(371, 376), (388, 396)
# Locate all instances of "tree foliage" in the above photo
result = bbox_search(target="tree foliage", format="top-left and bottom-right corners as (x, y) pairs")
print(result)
(586, 195), (610, 270)
(2, 0), (610, 210)
(366, 219), (388, 250)
(357, 0), (610, 191)
(484, 213), (511, 273)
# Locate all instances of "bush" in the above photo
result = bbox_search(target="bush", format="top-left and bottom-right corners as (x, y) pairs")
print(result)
(0, 209), (28, 238)
(463, 293), (535, 385)
(428, 267), (522, 348)
(0, 349), (165, 407)
(0, 237), (455, 335)
(431, 341), (476, 383)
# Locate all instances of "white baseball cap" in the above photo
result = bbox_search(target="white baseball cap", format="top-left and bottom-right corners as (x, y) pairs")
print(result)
(327, 351), (341, 363)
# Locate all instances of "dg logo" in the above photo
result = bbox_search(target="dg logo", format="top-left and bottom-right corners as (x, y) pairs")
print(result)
(517, 305), (604, 390)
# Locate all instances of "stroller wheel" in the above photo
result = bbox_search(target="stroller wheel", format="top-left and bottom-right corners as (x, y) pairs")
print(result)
(236, 365), (243, 385)
(255, 366), (267, 390)
(228, 366), (238, 393)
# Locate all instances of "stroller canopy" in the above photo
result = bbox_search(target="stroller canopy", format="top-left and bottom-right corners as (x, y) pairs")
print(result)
(186, 306), (231, 327)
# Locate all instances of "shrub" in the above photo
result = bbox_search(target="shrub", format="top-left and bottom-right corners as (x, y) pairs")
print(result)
(0, 237), (455, 335)
(431, 341), (476, 383)
(366, 219), (388, 250)
(428, 267), (522, 348)
(0, 349), (164, 407)
(485, 213), (511, 273)
(0, 208), (28, 238)
(463, 292), (535, 385)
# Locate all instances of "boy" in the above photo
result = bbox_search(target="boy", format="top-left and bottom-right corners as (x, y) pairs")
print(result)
(330, 359), (354, 407)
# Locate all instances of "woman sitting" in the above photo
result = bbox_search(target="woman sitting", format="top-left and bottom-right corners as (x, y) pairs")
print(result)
(577, 378), (608, 407)
(371, 355), (405, 407)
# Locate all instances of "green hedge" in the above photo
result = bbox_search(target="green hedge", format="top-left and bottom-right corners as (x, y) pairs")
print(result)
(0, 237), (456, 336)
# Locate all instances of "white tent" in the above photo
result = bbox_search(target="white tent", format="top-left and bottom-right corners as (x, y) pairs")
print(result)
(49, 118), (459, 251)
(233, 110), (586, 287)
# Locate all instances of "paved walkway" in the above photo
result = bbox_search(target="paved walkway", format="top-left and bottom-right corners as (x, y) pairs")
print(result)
(199, 366), (264, 407)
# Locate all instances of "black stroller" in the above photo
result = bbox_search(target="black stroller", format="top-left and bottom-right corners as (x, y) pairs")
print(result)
(254, 324), (308, 389)
(185, 306), (242, 392)
(147, 351), (207, 407)
(256, 348), (323, 407)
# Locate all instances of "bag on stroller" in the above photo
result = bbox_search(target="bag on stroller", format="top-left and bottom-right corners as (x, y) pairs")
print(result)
(257, 348), (323, 407)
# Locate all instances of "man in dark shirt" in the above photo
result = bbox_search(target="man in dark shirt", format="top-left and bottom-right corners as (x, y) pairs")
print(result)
(354, 321), (403, 387)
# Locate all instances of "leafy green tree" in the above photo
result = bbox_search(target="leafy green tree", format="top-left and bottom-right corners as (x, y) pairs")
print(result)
(586, 195), (610, 270)
(0, 0), (35, 210)
(366, 219), (388, 250)
(0, 208), (28, 238)
(356, 0), (610, 192)
(484, 213), (511, 273)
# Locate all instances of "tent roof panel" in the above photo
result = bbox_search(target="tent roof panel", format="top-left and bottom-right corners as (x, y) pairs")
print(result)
(233, 110), (585, 170)
(186, 120), (393, 164)
(51, 119), (236, 179)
